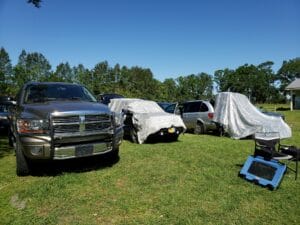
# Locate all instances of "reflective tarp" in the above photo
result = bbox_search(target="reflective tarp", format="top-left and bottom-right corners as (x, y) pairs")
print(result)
(109, 98), (186, 144)
(213, 92), (292, 139)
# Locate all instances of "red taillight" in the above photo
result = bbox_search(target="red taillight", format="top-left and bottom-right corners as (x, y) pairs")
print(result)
(208, 112), (214, 119)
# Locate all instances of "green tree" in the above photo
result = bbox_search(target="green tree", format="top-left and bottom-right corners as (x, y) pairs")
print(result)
(125, 67), (158, 99)
(256, 61), (280, 102)
(0, 47), (13, 95)
(26, 52), (51, 81)
(117, 66), (132, 97)
(160, 78), (178, 102)
(73, 64), (92, 90)
(214, 62), (278, 103)
(92, 61), (111, 95)
(13, 50), (29, 93)
(112, 64), (121, 93)
(13, 50), (52, 92)
(277, 58), (300, 92)
(27, 0), (41, 8)
(52, 62), (73, 82)
(176, 73), (213, 101)
(214, 68), (235, 92)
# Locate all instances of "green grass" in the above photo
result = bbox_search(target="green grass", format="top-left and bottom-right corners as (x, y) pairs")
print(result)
(0, 110), (299, 225)
(256, 103), (291, 112)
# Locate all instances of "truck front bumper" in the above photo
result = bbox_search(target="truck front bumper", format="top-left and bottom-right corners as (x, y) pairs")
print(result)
(20, 126), (123, 160)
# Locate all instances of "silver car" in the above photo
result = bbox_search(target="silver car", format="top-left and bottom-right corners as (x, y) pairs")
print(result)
(175, 100), (221, 134)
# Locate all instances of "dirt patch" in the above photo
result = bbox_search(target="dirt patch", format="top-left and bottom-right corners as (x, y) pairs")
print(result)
(10, 194), (27, 210)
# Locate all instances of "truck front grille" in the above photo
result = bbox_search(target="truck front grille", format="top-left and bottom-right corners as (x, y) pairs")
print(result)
(51, 113), (112, 134)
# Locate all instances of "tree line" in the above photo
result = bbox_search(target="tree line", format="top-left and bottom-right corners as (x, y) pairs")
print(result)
(0, 47), (299, 103)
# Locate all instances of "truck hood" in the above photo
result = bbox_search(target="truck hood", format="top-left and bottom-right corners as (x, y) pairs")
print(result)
(22, 101), (112, 119)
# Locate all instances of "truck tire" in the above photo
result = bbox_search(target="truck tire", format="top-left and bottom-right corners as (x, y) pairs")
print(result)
(16, 140), (30, 176)
(110, 147), (119, 161)
(8, 131), (14, 147)
(194, 122), (204, 134)
(105, 147), (119, 165)
(8, 128), (16, 148)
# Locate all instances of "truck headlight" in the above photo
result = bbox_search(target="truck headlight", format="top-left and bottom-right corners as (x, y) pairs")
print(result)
(17, 119), (49, 134)
(113, 112), (123, 127)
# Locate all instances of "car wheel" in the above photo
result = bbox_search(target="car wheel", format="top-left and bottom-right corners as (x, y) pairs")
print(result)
(16, 139), (30, 176)
(8, 128), (16, 148)
(217, 125), (225, 137)
(111, 147), (119, 159)
(130, 127), (138, 143)
(194, 122), (204, 134)
(106, 147), (119, 164)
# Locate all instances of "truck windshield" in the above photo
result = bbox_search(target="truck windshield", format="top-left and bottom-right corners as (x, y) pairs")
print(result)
(24, 84), (97, 104)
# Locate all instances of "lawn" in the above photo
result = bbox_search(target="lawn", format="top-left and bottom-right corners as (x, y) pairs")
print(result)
(0, 110), (299, 225)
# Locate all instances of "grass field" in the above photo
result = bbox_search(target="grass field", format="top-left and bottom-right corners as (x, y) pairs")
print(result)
(0, 110), (299, 225)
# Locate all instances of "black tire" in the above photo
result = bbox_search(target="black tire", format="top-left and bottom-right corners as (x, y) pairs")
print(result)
(216, 124), (225, 137)
(16, 140), (30, 176)
(110, 147), (119, 160)
(8, 129), (14, 147)
(130, 127), (138, 143)
(8, 134), (14, 147)
(105, 147), (119, 165)
(194, 122), (204, 134)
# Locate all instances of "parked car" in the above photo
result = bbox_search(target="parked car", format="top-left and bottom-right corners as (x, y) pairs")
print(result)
(98, 93), (124, 105)
(164, 103), (177, 114)
(109, 98), (186, 143)
(8, 82), (123, 176)
(157, 102), (173, 111)
(0, 97), (15, 133)
(175, 100), (222, 134)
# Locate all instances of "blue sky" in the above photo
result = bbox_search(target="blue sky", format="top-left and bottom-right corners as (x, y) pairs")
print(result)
(0, 0), (299, 81)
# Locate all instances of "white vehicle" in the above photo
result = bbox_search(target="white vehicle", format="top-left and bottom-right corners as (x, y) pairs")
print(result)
(214, 92), (291, 139)
(109, 98), (186, 144)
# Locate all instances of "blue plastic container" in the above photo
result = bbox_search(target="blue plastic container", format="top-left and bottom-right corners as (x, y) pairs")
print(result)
(239, 155), (286, 190)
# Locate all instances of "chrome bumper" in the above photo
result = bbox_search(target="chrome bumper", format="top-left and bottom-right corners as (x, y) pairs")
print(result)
(53, 142), (113, 160)
(20, 126), (123, 160)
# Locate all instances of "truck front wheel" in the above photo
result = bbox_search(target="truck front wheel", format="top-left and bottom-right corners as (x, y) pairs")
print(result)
(16, 140), (31, 176)
(105, 147), (119, 164)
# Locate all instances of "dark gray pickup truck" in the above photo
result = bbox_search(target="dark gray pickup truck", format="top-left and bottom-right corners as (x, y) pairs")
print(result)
(8, 82), (123, 176)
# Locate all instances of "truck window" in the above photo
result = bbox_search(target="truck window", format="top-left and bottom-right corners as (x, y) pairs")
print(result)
(24, 84), (96, 103)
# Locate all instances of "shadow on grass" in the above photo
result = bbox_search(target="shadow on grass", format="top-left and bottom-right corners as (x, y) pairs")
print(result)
(0, 131), (120, 176)
(276, 107), (290, 111)
(29, 154), (120, 177)
(235, 163), (244, 168)
(145, 136), (180, 144)
(0, 133), (13, 158)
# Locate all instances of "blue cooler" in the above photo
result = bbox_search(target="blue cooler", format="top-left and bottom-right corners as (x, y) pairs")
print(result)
(239, 156), (286, 190)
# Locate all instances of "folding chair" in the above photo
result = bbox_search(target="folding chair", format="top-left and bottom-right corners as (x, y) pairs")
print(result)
(254, 132), (298, 180)
(278, 144), (299, 180)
